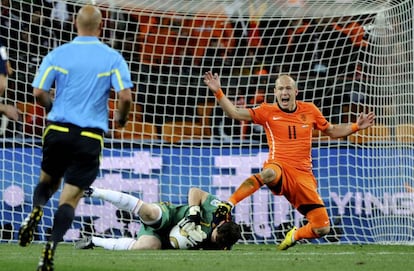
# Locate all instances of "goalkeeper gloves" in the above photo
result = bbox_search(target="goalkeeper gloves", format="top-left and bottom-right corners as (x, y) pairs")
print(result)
(187, 205), (201, 225)
(177, 211), (207, 247)
(177, 205), (201, 232)
(213, 201), (233, 226)
(186, 225), (207, 246)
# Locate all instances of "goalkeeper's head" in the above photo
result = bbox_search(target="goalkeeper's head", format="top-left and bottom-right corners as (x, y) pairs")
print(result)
(214, 221), (242, 250)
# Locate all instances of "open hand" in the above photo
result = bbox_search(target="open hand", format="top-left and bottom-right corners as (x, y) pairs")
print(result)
(203, 71), (221, 93)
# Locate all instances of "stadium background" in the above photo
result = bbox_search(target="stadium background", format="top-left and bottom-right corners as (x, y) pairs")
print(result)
(0, 0), (413, 246)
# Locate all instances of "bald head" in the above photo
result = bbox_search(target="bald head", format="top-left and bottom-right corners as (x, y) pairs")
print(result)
(274, 74), (298, 110)
(275, 75), (297, 89)
(76, 5), (102, 36)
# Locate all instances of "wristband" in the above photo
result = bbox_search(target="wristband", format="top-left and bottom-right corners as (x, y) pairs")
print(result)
(351, 123), (360, 132)
(214, 89), (225, 100)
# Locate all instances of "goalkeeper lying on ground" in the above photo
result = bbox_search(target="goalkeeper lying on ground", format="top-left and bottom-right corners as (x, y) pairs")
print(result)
(75, 187), (241, 250)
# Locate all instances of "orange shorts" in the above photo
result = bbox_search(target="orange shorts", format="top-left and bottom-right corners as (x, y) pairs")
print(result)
(263, 161), (324, 215)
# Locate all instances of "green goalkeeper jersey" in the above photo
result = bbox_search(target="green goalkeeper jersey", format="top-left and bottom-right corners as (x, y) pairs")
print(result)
(137, 193), (222, 249)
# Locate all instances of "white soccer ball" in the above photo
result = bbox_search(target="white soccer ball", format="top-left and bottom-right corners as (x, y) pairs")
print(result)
(169, 224), (194, 249)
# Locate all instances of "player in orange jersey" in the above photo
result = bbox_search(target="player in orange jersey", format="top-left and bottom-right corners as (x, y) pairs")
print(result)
(203, 71), (376, 250)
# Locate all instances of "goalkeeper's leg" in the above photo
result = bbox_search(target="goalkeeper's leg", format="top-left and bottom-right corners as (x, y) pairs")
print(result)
(87, 187), (162, 224)
(76, 235), (162, 250)
(88, 187), (143, 214)
(89, 236), (136, 250)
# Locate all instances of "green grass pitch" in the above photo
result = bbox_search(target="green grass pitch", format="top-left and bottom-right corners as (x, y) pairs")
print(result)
(1, 243), (412, 271)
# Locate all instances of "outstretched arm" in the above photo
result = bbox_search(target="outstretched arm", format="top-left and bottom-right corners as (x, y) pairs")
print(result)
(324, 112), (376, 138)
(203, 71), (252, 121)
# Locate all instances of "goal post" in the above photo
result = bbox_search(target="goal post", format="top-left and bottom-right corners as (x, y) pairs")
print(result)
(1, 0), (413, 245)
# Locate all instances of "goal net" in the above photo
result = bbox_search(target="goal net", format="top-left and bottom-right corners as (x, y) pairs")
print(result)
(1, 0), (413, 245)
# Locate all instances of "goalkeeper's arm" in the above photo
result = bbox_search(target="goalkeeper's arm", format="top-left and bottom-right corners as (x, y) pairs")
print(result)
(186, 187), (234, 227)
(176, 188), (211, 246)
(179, 188), (209, 231)
(187, 187), (209, 207)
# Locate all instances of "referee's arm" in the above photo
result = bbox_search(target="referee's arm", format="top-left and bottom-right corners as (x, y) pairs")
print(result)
(115, 88), (132, 128)
(34, 88), (53, 113)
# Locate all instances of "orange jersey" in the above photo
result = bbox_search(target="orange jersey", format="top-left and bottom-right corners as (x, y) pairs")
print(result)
(249, 101), (330, 171)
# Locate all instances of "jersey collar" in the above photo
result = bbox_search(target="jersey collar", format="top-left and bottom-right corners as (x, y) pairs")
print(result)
(277, 102), (297, 113)
(72, 36), (101, 44)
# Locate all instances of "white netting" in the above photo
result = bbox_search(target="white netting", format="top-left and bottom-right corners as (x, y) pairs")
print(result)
(0, 0), (413, 245)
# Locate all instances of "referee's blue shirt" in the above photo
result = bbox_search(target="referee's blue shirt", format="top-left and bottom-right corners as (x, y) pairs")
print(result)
(32, 36), (133, 132)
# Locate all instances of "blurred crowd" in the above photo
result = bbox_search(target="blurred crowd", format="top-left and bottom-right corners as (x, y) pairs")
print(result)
(0, 1), (374, 142)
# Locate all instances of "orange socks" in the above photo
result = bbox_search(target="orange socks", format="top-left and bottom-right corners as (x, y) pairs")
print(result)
(229, 174), (264, 205)
(294, 223), (319, 241)
(294, 207), (330, 241)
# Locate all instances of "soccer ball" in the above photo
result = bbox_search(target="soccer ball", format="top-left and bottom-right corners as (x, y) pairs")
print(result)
(169, 224), (194, 249)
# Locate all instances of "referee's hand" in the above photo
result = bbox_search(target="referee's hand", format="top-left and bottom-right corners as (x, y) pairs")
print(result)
(116, 118), (128, 128)
(114, 110), (128, 128)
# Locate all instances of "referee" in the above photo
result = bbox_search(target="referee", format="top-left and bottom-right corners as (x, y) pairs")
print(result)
(18, 5), (133, 271)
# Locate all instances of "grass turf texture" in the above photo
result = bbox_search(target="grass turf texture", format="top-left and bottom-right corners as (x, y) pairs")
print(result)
(1, 243), (412, 271)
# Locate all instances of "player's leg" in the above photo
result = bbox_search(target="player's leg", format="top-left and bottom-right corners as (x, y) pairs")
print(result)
(38, 125), (102, 270)
(75, 205), (166, 251)
(228, 174), (263, 205)
(131, 235), (162, 249)
(87, 187), (162, 224)
(278, 169), (330, 250)
(75, 204), (165, 251)
(52, 183), (84, 242)
(87, 187), (144, 215)
(293, 176), (330, 242)
(19, 126), (67, 247)
(228, 164), (282, 205)
(38, 183), (84, 269)
(33, 172), (61, 206)
(295, 207), (330, 240)
(77, 236), (137, 250)
(18, 171), (60, 247)
(278, 207), (330, 250)
(229, 163), (282, 204)
(18, 130), (65, 248)
(76, 234), (162, 250)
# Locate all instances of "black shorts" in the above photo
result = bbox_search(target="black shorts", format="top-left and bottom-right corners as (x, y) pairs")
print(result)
(41, 122), (104, 189)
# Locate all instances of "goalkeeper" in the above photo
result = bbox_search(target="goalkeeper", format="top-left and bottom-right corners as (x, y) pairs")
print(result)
(75, 187), (241, 250)
(204, 71), (376, 250)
